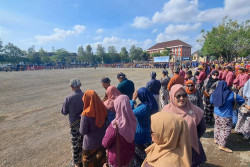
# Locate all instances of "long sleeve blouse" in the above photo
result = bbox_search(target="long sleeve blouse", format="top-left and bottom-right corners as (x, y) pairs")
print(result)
(102, 125), (135, 167)
(210, 92), (245, 118)
(80, 116), (107, 150)
(130, 100), (152, 145)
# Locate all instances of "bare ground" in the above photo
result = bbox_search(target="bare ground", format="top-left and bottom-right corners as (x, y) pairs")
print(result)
(0, 68), (249, 167)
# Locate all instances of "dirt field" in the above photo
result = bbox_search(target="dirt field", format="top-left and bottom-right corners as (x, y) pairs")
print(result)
(0, 68), (249, 167)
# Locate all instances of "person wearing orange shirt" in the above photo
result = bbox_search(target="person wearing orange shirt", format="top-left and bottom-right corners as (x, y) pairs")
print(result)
(167, 68), (184, 91)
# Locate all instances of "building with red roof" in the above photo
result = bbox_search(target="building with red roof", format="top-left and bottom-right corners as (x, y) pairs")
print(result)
(147, 39), (192, 61)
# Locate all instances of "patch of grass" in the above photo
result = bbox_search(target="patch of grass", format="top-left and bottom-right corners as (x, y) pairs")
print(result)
(0, 115), (7, 122)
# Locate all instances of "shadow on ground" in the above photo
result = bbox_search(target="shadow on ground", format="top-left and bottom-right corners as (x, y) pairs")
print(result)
(201, 162), (224, 167)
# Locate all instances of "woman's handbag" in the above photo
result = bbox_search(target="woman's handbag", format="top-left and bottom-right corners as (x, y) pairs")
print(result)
(203, 90), (210, 98)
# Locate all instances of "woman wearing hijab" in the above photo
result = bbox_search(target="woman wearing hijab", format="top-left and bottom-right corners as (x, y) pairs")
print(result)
(130, 87), (158, 167)
(235, 79), (250, 140)
(185, 80), (204, 110)
(102, 95), (137, 167)
(202, 70), (220, 124)
(80, 90), (108, 166)
(162, 84), (206, 167)
(103, 86), (121, 124)
(142, 112), (192, 167)
(160, 70), (171, 108)
(210, 81), (245, 152)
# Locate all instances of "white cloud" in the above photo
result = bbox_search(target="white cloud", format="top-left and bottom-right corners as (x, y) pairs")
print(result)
(165, 23), (202, 34)
(35, 25), (86, 43)
(198, 0), (250, 22)
(155, 33), (189, 43)
(96, 28), (103, 34)
(152, 0), (199, 23)
(152, 28), (158, 33)
(198, 8), (225, 22)
(133, 0), (250, 28)
(132, 16), (152, 28)
(93, 36), (102, 40)
(142, 39), (153, 49)
(90, 36), (153, 51)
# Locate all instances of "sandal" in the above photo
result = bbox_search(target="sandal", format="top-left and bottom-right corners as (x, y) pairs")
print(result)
(219, 146), (233, 153)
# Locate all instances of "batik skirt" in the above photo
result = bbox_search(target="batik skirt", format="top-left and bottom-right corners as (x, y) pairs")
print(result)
(160, 88), (169, 108)
(82, 147), (106, 167)
(235, 112), (250, 139)
(204, 97), (214, 124)
(153, 94), (159, 107)
(214, 114), (232, 147)
(70, 120), (83, 165)
(129, 143), (152, 167)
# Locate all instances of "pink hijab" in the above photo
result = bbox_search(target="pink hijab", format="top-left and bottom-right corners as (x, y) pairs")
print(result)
(112, 95), (137, 143)
(162, 84), (204, 153)
(104, 86), (121, 112)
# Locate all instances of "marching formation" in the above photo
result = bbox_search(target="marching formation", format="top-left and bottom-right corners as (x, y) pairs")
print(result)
(61, 63), (250, 167)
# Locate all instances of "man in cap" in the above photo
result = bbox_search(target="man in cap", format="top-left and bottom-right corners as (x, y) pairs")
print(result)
(117, 72), (135, 100)
(61, 78), (84, 167)
(167, 67), (184, 91)
(146, 71), (161, 105)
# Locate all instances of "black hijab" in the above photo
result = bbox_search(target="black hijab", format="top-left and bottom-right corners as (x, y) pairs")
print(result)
(206, 70), (219, 91)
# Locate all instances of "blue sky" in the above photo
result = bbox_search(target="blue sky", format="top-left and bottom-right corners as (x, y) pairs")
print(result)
(0, 0), (249, 53)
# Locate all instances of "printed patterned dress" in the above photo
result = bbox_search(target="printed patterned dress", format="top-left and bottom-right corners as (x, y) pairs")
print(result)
(160, 76), (170, 108)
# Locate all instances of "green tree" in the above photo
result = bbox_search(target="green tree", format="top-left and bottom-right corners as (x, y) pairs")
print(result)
(4, 43), (24, 65)
(108, 46), (120, 62)
(120, 47), (130, 62)
(141, 51), (150, 61)
(39, 48), (51, 64)
(54, 48), (70, 64)
(86, 45), (93, 64)
(27, 45), (41, 64)
(200, 17), (250, 61)
(77, 46), (85, 63)
(96, 44), (106, 63)
(102, 53), (111, 64)
(129, 45), (143, 61)
(0, 39), (5, 63)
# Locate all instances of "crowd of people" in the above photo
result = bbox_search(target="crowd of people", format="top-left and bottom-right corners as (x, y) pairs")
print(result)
(61, 62), (250, 167)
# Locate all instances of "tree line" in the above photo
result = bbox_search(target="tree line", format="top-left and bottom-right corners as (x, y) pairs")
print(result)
(199, 17), (250, 61)
(0, 40), (152, 65)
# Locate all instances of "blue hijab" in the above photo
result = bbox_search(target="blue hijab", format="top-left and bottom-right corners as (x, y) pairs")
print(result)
(211, 81), (231, 107)
(137, 87), (158, 114)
